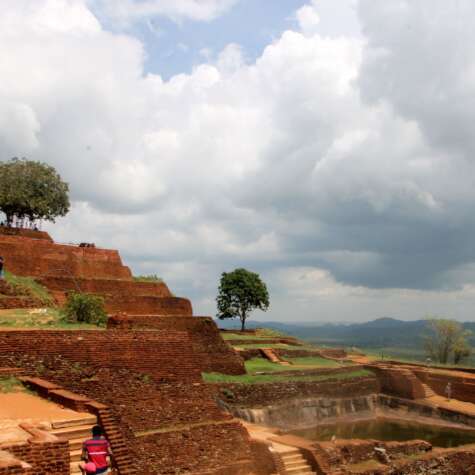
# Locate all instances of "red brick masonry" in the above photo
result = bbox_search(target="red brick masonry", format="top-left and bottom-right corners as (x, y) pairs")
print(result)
(108, 315), (246, 375)
(0, 330), (255, 474)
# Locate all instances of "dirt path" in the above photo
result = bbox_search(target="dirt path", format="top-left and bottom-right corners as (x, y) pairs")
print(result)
(0, 392), (92, 445)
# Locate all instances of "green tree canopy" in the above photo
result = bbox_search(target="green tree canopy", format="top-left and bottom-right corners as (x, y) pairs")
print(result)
(424, 318), (472, 365)
(0, 158), (70, 225)
(216, 268), (270, 331)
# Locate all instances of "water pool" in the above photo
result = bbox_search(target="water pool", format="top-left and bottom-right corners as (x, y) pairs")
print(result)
(289, 417), (475, 448)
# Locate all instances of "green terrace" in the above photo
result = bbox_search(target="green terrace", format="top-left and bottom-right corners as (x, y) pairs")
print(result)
(0, 308), (103, 330)
(202, 357), (367, 384)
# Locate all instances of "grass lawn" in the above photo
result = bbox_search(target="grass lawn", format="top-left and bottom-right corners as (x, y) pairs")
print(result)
(231, 343), (295, 349)
(287, 356), (342, 368)
(221, 328), (288, 340)
(202, 368), (372, 384)
(0, 376), (24, 393)
(222, 333), (279, 341)
(245, 358), (290, 373)
(245, 357), (343, 373)
(0, 308), (102, 330)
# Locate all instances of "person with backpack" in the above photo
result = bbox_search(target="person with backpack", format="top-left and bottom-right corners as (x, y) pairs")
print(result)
(80, 425), (114, 474)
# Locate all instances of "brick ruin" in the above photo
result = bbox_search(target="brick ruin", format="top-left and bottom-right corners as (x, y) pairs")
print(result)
(0, 229), (256, 474)
(0, 227), (190, 315)
(0, 331), (255, 474)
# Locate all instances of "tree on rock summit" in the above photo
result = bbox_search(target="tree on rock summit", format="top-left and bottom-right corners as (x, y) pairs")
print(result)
(0, 158), (70, 225)
(216, 268), (270, 331)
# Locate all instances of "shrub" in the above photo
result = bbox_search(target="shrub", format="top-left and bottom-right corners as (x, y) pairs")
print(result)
(62, 292), (107, 326)
(133, 274), (162, 282)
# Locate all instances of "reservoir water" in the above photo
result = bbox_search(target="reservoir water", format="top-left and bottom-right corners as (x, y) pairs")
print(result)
(289, 417), (475, 448)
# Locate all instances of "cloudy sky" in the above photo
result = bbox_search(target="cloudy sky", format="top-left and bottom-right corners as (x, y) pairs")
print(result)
(2, 0), (475, 323)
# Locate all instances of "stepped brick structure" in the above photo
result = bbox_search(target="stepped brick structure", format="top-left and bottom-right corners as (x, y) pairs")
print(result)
(0, 227), (255, 473)
(0, 227), (191, 315)
(0, 330), (255, 474)
(108, 314), (246, 375)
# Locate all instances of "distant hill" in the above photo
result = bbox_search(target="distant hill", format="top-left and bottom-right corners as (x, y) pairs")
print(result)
(217, 317), (475, 350)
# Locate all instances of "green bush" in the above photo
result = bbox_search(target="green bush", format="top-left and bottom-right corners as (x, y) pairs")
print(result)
(133, 274), (162, 282)
(62, 293), (107, 326)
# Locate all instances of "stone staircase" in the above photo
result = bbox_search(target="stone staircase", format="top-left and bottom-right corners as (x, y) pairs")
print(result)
(421, 383), (436, 398)
(50, 415), (98, 475)
(279, 449), (316, 474)
(260, 348), (291, 366)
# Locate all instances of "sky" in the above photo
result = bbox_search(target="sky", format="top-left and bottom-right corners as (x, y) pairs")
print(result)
(2, 0), (475, 323)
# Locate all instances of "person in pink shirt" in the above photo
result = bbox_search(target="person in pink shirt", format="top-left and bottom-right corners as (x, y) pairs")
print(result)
(80, 425), (113, 474)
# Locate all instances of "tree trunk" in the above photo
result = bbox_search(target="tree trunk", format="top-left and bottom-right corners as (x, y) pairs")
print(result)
(240, 311), (247, 332)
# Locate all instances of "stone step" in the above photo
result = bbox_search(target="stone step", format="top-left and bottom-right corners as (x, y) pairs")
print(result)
(52, 416), (97, 429)
(70, 461), (82, 475)
(70, 449), (82, 462)
(280, 452), (303, 460)
(69, 438), (86, 451)
(285, 468), (313, 475)
(285, 459), (308, 468)
(51, 423), (95, 440)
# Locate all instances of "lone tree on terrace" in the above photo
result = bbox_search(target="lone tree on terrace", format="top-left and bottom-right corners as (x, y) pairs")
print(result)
(0, 158), (70, 226)
(216, 268), (269, 331)
(424, 318), (472, 365)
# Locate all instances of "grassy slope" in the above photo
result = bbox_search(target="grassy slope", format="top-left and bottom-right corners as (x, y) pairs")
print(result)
(0, 376), (24, 393)
(4, 272), (54, 306)
(0, 308), (102, 330)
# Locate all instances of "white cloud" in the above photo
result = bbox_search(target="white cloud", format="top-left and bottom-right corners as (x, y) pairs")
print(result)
(3, 0), (475, 321)
(89, 0), (238, 25)
(296, 1), (320, 35)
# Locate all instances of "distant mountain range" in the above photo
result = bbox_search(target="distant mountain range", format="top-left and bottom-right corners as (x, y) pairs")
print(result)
(217, 317), (475, 350)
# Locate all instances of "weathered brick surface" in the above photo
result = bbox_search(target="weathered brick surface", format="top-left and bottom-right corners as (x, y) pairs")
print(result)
(0, 330), (202, 383)
(1, 439), (69, 475)
(133, 421), (253, 475)
(387, 448), (475, 474)
(108, 315), (246, 374)
(104, 296), (192, 316)
(0, 234), (131, 280)
(216, 377), (379, 406)
(0, 233), (192, 315)
(0, 227), (52, 241)
(38, 276), (172, 298)
(0, 330), (254, 475)
(367, 365), (426, 400)
(249, 440), (278, 475)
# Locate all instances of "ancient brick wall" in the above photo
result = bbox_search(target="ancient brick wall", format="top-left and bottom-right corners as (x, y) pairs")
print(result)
(0, 330), (255, 475)
(0, 234), (131, 280)
(249, 440), (278, 475)
(1, 439), (69, 475)
(104, 296), (192, 315)
(216, 376), (379, 406)
(0, 330), (202, 383)
(0, 227), (52, 241)
(367, 365), (425, 400)
(0, 233), (194, 316)
(38, 276), (172, 298)
(133, 422), (254, 475)
(424, 373), (475, 404)
(387, 447), (475, 475)
(108, 315), (246, 374)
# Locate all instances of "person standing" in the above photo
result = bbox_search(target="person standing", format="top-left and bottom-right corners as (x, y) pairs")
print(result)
(445, 382), (452, 402)
(80, 425), (113, 475)
(0, 256), (4, 279)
